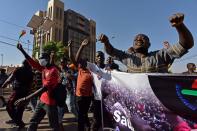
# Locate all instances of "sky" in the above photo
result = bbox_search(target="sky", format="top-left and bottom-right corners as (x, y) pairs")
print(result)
(0, 0), (197, 73)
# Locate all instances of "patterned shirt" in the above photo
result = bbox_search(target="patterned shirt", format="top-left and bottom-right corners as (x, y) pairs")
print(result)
(113, 43), (187, 73)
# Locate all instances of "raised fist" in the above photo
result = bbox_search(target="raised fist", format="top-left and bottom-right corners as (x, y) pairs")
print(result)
(67, 40), (73, 47)
(81, 39), (89, 46)
(169, 13), (184, 27)
(163, 41), (170, 49)
(98, 34), (109, 43)
(17, 43), (23, 51)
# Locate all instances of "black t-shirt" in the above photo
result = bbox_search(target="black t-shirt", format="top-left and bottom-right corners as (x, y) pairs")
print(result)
(12, 67), (34, 94)
(0, 73), (8, 86)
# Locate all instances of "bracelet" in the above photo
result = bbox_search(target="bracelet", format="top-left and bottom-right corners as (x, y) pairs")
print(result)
(24, 97), (26, 101)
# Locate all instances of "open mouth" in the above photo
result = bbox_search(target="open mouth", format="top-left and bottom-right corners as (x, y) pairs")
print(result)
(135, 41), (144, 46)
(134, 43), (144, 48)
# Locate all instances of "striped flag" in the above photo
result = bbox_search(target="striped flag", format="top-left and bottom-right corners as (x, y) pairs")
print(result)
(19, 30), (26, 39)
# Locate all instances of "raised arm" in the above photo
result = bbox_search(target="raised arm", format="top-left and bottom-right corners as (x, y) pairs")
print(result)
(17, 43), (43, 72)
(98, 34), (116, 56)
(15, 87), (47, 107)
(75, 39), (89, 62)
(24, 87), (46, 101)
(68, 39), (89, 66)
(68, 40), (76, 65)
(169, 13), (194, 49)
(98, 34), (129, 61)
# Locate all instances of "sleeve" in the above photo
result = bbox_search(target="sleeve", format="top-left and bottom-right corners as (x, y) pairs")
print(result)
(156, 43), (188, 65)
(87, 62), (104, 80)
(166, 43), (188, 58)
(87, 62), (99, 73)
(112, 48), (131, 62)
(27, 58), (44, 72)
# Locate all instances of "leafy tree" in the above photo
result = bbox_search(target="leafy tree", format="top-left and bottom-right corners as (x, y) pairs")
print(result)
(32, 46), (39, 58)
(43, 41), (68, 63)
(43, 41), (58, 53)
(32, 41), (69, 63)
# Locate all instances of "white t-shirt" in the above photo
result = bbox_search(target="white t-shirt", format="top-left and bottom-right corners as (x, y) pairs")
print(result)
(87, 62), (106, 100)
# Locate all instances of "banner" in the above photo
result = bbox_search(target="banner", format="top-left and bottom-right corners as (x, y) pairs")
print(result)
(92, 71), (197, 131)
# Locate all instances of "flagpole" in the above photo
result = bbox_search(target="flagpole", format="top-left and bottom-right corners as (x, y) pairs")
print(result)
(101, 93), (104, 131)
(18, 30), (26, 47)
(40, 27), (43, 55)
(1, 54), (3, 66)
(27, 40), (30, 54)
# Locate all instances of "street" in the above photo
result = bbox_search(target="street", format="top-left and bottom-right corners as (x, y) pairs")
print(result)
(0, 107), (78, 131)
(0, 87), (92, 131)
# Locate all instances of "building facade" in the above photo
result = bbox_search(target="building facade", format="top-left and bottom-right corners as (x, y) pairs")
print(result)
(47, 0), (64, 42)
(63, 9), (96, 62)
(29, 0), (96, 62)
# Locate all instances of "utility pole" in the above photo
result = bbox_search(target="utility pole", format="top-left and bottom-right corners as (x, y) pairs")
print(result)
(1, 54), (3, 66)
(27, 40), (31, 54)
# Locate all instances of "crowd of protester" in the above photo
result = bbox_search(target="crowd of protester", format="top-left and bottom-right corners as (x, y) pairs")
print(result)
(0, 40), (120, 131)
(0, 43), (196, 131)
(0, 56), (196, 130)
(0, 12), (197, 131)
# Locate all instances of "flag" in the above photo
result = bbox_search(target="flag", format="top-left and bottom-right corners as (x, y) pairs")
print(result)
(19, 30), (26, 39)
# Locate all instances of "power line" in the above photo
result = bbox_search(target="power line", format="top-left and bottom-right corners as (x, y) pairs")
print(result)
(0, 35), (32, 45)
(0, 19), (29, 30)
(0, 40), (32, 51)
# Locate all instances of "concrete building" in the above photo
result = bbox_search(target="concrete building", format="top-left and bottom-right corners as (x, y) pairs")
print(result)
(29, 0), (96, 62)
(63, 9), (96, 62)
(32, 10), (47, 49)
(47, 0), (64, 42)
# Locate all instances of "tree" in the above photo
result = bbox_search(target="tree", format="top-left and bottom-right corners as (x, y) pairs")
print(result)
(43, 41), (69, 63)
(33, 41), (68, 63)
(55, 41), (69, 62)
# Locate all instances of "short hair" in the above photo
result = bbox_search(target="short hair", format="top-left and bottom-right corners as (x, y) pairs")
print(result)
(0, 68), (6, 73)
(96, 51), (104, 55)
(135, 34), (150, 42)
(187, 63), (195, 68)
(22, 59), (31, 68)
(134, 34), (151, 48)
(96, 51), (105, 58)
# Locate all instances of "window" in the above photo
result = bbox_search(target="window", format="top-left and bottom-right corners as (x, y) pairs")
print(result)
(79, 16), (85, 22)
(55, 28), (58, 41)
(47, 32), (50, 41)
(60, 9), (62, 20)
(59, 28), (61, 41)
(51, 7), (53, 18)
(68, 15), (72, 20)
(56, 7), (59, 19)
(48, 8), (50, 18)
